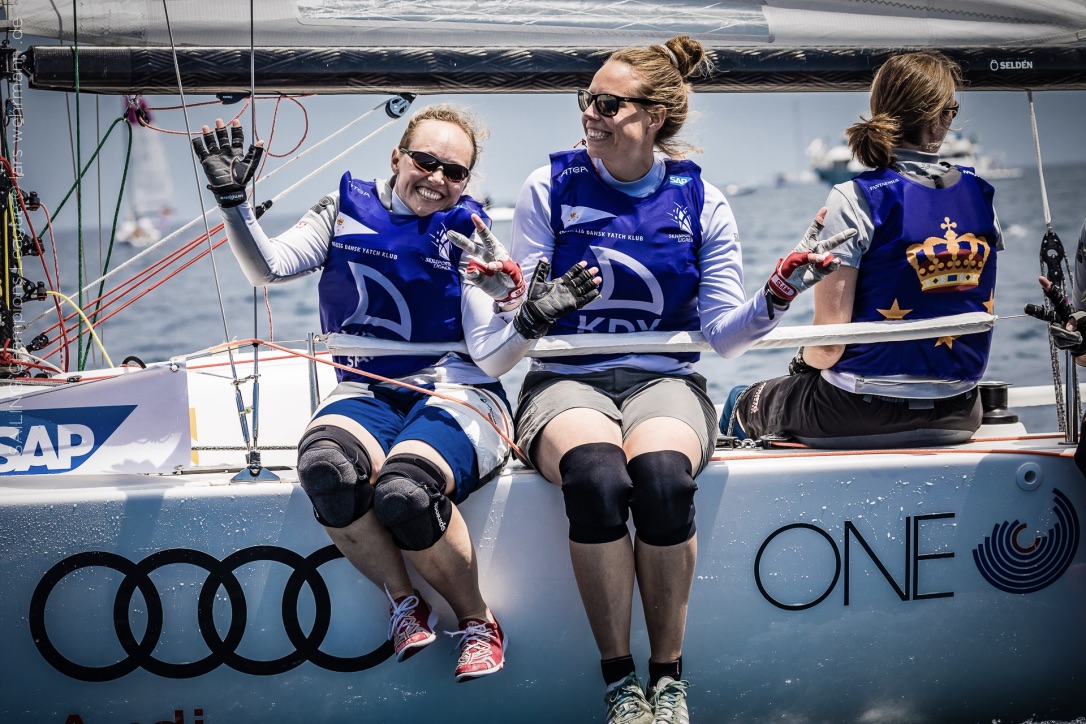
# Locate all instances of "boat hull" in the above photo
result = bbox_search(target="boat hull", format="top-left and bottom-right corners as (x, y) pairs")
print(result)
(2, 443), (1083, 723)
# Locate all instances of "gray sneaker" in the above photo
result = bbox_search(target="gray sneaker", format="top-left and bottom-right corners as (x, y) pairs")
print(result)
(649, 677), (690, 724)
(604, 673), (655, 724)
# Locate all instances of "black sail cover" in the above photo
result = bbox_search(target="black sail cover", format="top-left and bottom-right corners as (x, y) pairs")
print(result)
(6, 0), (1086, 93)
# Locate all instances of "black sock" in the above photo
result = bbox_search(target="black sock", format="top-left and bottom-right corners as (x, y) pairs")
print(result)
(601, 655), (636, 687)
(648, 657), (682, 689)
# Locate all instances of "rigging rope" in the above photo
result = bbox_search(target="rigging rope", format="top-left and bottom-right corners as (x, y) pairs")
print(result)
(161, 0), (254, 452)
(1027, 89), (1078, 442)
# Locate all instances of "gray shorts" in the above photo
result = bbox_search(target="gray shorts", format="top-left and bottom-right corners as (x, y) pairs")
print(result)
(515, 368), (718, 473)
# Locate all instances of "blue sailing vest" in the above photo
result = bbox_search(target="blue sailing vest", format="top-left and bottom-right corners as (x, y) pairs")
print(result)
(546, 149), (704, 365)
(317, 173), (485, 382)
(833, 166), (997, 382)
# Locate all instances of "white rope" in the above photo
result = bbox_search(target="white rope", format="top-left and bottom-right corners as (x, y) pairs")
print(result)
(321, 312), (996, 358)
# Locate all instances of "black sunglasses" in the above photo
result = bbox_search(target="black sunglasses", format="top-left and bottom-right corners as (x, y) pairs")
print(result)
(943, 102), (960, 119)
(398, 148), (471, 182)
(577, 89), (657, 117)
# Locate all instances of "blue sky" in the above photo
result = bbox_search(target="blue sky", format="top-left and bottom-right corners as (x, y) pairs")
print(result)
(13, 82), (1086, 227)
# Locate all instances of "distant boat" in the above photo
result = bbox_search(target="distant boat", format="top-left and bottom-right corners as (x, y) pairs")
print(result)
(117, 97), (174, 247)
(807, 132), (1023, 186)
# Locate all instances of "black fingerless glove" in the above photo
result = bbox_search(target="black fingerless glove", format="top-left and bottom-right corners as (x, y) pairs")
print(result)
(512, 260), (600, 339)
(191, 124), (263, 208)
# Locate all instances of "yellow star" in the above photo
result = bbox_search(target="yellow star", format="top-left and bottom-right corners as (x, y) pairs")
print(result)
(877, 299), (912, 320)
(935, 336), (959, 349)
(983, 292), (995, 315)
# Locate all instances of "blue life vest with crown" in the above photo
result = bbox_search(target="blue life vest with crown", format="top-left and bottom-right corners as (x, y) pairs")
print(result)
(546, 149), (705, 366)
(317, 172), (485, 382)
(833, 166), (997, 382)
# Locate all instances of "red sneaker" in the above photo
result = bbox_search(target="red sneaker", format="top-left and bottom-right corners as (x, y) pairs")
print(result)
(386, 588), (438, 662)
(446, 616), (507, 682)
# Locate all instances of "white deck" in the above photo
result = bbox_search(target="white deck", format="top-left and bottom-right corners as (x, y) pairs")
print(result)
(0, 350), (1083, 722)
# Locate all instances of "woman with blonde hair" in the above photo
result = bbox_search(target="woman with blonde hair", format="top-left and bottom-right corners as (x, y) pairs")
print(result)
(730, 51), (1003, 449)
(194, 104), (523, 681)
(467, 35), (844, 723)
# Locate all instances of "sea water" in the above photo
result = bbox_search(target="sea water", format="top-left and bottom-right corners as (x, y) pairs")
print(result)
(49, 162), (1086, 435)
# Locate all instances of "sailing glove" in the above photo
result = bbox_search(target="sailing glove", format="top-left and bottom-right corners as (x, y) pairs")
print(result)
(765, 211), (856, 310)
(1050, 311), (1086, 357)
(512, 260), (600, 339)
(192, 122), (263, 208)
(447, 222), (526, 305)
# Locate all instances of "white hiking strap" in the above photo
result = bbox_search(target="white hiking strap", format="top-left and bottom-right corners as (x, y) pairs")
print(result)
(322, 312), (996, 358)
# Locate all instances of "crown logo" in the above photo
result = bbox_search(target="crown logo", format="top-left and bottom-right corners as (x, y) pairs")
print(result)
(906, 217), (990, 293)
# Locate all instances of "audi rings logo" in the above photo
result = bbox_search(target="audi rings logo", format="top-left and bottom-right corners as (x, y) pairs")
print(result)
(30, 545), (393, 682)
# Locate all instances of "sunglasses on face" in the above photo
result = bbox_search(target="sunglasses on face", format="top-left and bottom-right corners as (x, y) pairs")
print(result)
(943, 102), (960, 119)
(577, 89), (657, 117)
(398, 148), (471, 182)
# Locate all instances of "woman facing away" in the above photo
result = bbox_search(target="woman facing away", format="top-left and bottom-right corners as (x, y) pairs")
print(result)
(728, 51), (1003, 450)
(466, 35), (848, 723)
(192, 105), (525, 681)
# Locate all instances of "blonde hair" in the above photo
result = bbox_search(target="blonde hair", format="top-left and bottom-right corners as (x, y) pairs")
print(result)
(846, 51), (963, 169)
(608, 35), (713, 158)
(397, 104), (489, 168)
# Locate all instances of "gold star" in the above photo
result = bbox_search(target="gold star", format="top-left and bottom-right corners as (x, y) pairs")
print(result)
(877, 299), (912, 320)
(935, 336), (959, 349)
(983, 292), (995, 315)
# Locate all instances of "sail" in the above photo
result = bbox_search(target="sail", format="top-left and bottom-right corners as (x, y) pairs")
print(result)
(9, 0), (1086, 93)
(9, 0), (1086, 48)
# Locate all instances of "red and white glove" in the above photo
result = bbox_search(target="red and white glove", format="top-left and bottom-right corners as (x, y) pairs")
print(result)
(448, 214), (526, 305)
(765, 209), (856, 306)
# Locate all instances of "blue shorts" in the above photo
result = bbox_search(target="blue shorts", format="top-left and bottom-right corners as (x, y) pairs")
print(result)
(311, 380), (513, 504)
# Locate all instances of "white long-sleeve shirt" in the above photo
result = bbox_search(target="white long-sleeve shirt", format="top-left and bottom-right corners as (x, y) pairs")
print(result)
(219, 178), (504, 387)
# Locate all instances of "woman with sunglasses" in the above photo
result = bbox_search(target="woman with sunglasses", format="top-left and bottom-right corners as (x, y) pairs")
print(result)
(465, 36), (844, 723)
(729, 51), (1003, 450)
(193, 105), (525, 682)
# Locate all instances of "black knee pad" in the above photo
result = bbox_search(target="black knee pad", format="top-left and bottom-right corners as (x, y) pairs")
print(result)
(628, 450), (697, 547)
(372, 454), (452, 551)
(559, 443), (633, 545)
(297, 425), (374, 528)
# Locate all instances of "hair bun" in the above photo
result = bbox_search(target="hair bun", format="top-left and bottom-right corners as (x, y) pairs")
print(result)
(663, 35), (708, 78)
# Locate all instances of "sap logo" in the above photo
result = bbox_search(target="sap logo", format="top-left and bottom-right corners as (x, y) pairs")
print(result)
(0, 406), (136, 474)
(669, 175), (691, 186)
(558, 166), (591, 179)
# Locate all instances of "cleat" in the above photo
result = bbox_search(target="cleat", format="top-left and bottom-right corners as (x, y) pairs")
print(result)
(605, 672), (654, 724)
(648, 677), (690, 724)
(386, 587), (438, 662)
(446, 616), (506, 682)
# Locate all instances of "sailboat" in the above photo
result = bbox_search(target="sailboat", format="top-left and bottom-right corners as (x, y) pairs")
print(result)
(1, 2), (1084, 723)
(808, 131), (1023, 186)
(116, 98), (175, 247)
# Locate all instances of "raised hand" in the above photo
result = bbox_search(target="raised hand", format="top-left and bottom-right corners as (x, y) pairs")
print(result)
(191, 119), (263, 208)
(512, 259), (601, 339)
(447, 215), (525, 304)
(1036, 276), (1086, 356)
(766, 208), (857, 306)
